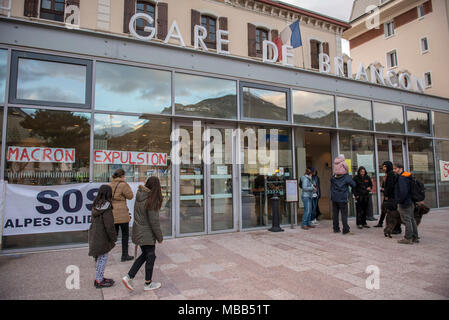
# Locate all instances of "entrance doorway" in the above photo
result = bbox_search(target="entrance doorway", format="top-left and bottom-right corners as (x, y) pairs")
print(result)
(295, 129), (333, 220)
(174, 122), (237, 236)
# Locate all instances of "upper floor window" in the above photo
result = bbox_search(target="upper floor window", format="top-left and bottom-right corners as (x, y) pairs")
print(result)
(201, 15), (217, 49)
(424, 72), (432, 88)
(40, 0), (65, 22)
(387, 50), (398, 68)
(384, 21), (395, 38)
(310, 40), (329, 69)
(136, 1), (155, 36)
(256, 28), (269, 57)
(418, 4), (425, 18)
(420, 37), (429, 53)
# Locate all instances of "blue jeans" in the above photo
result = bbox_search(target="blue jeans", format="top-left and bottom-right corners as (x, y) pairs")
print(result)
(302, 196), (312, 227)
(311, 197), (318, 221)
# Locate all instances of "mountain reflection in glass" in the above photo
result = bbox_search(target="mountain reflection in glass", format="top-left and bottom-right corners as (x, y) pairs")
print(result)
(337, 97), (373, 131)
(175, 73), (237, 118)
(243, 87), (287, 121)
(374, 102), (404, 133)
(95, 62), (171, 114)
(0, 49), (7, 103)
(293, 90), (335, 127)
(407, 110), (430, 134)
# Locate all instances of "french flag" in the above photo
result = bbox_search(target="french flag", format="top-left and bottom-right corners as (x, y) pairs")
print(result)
(274, 20), (302, 61)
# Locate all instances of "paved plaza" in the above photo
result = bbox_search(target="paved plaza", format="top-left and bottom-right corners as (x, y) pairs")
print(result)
(1, 209), (449, 300)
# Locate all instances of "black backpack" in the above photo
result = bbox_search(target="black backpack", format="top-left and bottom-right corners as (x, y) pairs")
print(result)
(409, 175), (426, 202)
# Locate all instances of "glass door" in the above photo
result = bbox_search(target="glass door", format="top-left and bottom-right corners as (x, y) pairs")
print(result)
(175, 122), (236, 236)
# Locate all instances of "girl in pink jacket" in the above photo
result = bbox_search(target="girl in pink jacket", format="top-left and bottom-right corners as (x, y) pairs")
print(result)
(333, 155), (349, 175)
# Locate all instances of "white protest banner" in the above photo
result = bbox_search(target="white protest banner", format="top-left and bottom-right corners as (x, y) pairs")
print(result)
(356, 154), (375, 173)
(7, 146), (75, 163)
(94, 150), (167, 166)
(440, 160), (449, 182)
(2, 182), (140, 236)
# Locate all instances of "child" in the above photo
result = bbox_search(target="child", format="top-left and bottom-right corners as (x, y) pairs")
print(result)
(88, 184), (118, 288)
(122, 176), (164, 291)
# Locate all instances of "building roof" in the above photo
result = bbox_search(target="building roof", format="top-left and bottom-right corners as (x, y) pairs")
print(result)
(350, 0), (394, 22)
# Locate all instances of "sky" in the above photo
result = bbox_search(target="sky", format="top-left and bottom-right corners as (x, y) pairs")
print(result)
(281, 0), (356, 22)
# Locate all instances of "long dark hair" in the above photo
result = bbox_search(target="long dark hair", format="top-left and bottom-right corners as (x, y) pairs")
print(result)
(145, 176), (163, 211)
(93, 185), (113, 209)
(112, 168), (125, 179)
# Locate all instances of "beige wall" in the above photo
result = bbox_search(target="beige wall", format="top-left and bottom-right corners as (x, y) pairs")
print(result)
(346, 0), (449, 99)
(6, 0), (343, 71)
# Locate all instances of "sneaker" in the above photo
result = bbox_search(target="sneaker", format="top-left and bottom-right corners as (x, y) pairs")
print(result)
(103, 278), (115, 284)
(363, 225), (371, 229)
(121, 255), (134, 262)
(392, 230), (402, 235)
(144, 281), (161, 291)
(311, 219), (320, 225)
(397, 238), (413, 245)
(122, 275), (134, 291)
(342, 231), (354, 235)
(357, 225), (363, 229)
(94, 279), (114, 289)
(333, 229), (341, 233)
(412, 237), (420, 243)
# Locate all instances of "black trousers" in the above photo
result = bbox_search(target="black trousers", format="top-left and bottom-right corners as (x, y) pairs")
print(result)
(332, 201), (350, 233)
(356, 196), (369, 226)
(128, 245), (156, 282)
(115, 223), (130, 256)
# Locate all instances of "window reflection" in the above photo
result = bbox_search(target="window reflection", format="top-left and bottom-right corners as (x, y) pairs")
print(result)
(337, 97), (373, 130)
(243, 87), (287, 121)
(374, 102), (404, 133)
(175, 73), (237, 118)
(95, 62), (171, 114)
(293, 90), (335, 127)
(407, 110), (430, 134)
(5, 108), (90, 185)
(16, 58), (86, 104)
(433, 112), (449, 138)
(0, 49), (7, 103)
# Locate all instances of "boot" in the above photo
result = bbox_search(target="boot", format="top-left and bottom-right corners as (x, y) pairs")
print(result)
(121, 254), (134, 262)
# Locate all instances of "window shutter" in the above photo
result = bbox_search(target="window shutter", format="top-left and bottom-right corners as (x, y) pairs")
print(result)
(191, 9), (201, 46)
(157, 2), (168, 40)
(248, 23), (256, 57)
(310, 40), (319, 69)
(123, 0), (135, 34)
(24, 0), (39, 17)
(323, 42), (330, 55)
(423, 0), (433, 15)
(219, 17), (228, 51)
(270, 29), (279, 60)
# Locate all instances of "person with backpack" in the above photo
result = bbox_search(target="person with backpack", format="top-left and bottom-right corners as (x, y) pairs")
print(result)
(352, 166), (372, 229)
(122, 176), (164, 291)
(110, 169), (134, 262)
(393, 163), (419, 244)
(300, 168), (317, 230)
(331, 155), (356, 235)
(88, 185), (117, 288)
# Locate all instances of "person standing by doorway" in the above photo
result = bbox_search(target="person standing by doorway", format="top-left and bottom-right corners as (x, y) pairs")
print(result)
(331, 155), (356, 235)
(310, 168), (321, 225)
(122, 176), (164, 291)
(394, 164), (419, 244)
(300, 168), (317, 230)
(110, 169), (134, 262)
(353, 166), (372, 229)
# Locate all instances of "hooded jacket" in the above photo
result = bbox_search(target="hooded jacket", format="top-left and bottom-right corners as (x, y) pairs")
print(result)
(88, 202), (117, 257)
(132, 185), (163, 246)
(395, 170), (413, 208)
(331, 174), (356, 202)
(333, 156), (349, 175)
(352, 166), (373, 198)
(382, 161), (397, 200)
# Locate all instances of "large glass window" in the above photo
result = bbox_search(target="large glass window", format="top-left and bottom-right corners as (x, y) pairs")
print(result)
(175, 73), (237, 119)
(11, 52), (92, 108)
(95, 62), (171, 114)
(293, 90), (335, 127)
(5, 108), (90, 185)
(408, 138), (436, 208)
(0, 49), (7, 103)
(242, 86), (288, 121)
(339, 132), (378, 216)
(433, 111), (449, 138)
(337, 97), (373, 131)
(240, 126), (292, 228)
(407, 110), (430, 134)
(374, 102), (404, 133)
(94, 114), (172, 236)
(435, 140), (449, 207)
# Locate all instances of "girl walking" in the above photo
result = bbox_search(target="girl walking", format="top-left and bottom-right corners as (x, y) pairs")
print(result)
(88, 185), (117, 288)
(122, 176), (164, 291)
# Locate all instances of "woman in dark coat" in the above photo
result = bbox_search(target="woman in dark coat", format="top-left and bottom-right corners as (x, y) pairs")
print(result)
(88, 185), (117, 288)
(352, 166), (373, 229)
(122, 176), (164, 292)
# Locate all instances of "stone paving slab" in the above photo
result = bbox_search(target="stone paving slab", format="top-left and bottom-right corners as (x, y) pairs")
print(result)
(1, 209), (449, 300)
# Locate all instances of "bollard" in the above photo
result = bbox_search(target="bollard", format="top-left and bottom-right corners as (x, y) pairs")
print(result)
(268, 195), (284, 232)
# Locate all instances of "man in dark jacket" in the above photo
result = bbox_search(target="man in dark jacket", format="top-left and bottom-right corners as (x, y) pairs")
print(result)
(352, 166), (372, 229)
(394, 164), (419, 244)
(331, 170), (356, 235)
(375, 161), (401, 234)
